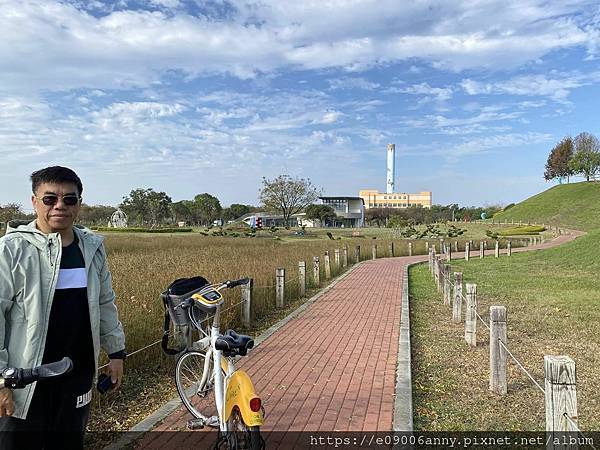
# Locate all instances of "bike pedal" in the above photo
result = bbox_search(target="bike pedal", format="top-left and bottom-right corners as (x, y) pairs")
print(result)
(205, 416), (220, 427)
(187, 418), (205, 430)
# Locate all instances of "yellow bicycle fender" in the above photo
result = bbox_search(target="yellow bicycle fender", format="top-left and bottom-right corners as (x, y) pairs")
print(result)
(224, 370), (264, 427)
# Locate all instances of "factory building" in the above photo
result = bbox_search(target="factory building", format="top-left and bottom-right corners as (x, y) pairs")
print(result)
(359, 144), (432, 209)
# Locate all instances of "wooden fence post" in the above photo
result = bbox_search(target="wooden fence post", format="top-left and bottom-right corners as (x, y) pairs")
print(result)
(452, 272), (462, 323)
(440, 239), (445, 254)
(437, 259), (444, 292)
(388, 241), (394, 257)
(425, 241), (429, 253)
(446, 244), (452, 262)
(480, 242), (484, 259)
(489, 306), (507, 395)
(276, 268), (285, 308)
(343, 245), (348, 268)
(241, 278), (253, 327)
(495, 240), (500, 258)
(372, 244), (377, 260)
(408, 242), (413, 257)
(507, 241), (512, 257)
(324, 251), (331, 280)
(430, 248), (436, 275)
(545, 356), (578, 435)
(298, 261), (306, 297)
(355, 245), (361, 263)
(465, 242), (470, 261)
(443, 264), (451, 305)
(454, 241), (458, 252)
(313, 257), (320, 286)
(334, 248), (340, 268)
(465, 283), (477, 347)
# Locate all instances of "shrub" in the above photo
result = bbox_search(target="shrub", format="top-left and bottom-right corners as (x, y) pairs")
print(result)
(497, 226), (546, 236)
(92, 227), (193, 233)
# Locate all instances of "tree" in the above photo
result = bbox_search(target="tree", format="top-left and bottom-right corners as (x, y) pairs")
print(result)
(78, 204), (116, 226)
(304, 204), (336, 226)
(147, 190), (172, 226)
(365, 208), (391, 227)
(0, 203), (26, 224)
(259, 175), (321, 224)
(222, 204), (252, 222)
(544, 136), (574, 183)
(171, 200), (193, 223)
(193, 193), (222, 226)
(120, 188), (172, 226)
(569, 132), (600, 181)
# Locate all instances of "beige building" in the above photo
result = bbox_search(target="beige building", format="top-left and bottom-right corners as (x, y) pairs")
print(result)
(359, 189), (432, 209)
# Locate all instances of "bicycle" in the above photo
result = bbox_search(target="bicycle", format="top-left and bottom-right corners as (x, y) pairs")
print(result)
(171, 277), (264, 449)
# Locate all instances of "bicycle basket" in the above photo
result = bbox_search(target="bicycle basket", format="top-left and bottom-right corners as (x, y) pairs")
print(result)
(162, 276), (210, 326)
(161, 276), (210, 355)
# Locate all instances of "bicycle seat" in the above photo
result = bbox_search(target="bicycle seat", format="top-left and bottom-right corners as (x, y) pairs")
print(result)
(215, 330), (254, 357)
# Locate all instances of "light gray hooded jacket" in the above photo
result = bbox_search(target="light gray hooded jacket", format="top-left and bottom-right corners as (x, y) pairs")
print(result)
(0, 220), (125, 419)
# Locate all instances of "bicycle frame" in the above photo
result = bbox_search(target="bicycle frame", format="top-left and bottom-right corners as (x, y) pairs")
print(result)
(191, 290), (263, 432)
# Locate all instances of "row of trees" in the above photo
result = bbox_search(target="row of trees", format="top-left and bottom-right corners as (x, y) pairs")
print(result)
(544, 132), (600, 182)
(365, 204), (502, 227)
(2, 174), (500, 229)
(119, 188), (260, 227)
(118, 175), (321, 227)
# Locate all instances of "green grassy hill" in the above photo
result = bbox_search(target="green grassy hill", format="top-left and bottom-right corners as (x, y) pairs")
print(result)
(493, 181), (600, 231)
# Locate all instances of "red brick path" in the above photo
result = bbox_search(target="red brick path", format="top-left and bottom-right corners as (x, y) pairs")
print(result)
(135, 255), (427, 448)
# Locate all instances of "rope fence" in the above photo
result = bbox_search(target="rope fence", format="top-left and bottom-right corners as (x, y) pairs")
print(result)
(427, 247), (587, 442)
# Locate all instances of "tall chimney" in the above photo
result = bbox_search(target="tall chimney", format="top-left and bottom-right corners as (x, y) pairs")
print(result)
(386, 143), (395, 194)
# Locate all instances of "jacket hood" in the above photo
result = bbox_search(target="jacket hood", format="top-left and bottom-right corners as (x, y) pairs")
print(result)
(5, 219), (103, 253)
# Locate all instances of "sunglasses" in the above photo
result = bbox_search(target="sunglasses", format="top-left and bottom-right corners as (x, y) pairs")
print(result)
(35, 195), (81, 206)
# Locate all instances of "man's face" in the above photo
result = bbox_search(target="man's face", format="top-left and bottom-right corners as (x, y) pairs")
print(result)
(31, 182), (81, 234)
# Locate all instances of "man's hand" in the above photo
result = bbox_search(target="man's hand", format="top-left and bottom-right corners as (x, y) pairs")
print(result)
(107, 359), (124, 391)
(0, 388), (14, 416)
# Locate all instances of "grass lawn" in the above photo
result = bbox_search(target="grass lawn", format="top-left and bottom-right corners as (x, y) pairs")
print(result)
(410, 229), (600, 431)
(494, 181), (600, 232)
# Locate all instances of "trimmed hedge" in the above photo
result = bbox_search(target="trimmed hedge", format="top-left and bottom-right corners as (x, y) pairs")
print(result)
(92, 227), (193, 233)
(497, 225), (546, 236)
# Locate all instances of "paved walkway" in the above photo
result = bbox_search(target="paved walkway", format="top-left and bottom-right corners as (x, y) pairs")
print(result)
(123, 231), (582, 449)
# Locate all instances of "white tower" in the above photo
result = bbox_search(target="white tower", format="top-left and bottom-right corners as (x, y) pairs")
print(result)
(386, 143), (395, 194)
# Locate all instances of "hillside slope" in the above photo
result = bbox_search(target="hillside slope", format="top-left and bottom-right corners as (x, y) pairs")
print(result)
(493, 181), (600, 231)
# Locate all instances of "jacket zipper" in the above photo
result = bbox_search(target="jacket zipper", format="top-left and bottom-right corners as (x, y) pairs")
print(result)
(47, 240), (53, 267)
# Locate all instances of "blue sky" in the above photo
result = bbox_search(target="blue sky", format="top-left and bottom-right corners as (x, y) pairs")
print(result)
(1, 0), (600, 210)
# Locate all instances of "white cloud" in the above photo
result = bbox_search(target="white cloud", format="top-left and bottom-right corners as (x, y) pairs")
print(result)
(404, 111), (523, 130)
(1, 0), (599, 95)
(445, 132), (553, 158)
(328, 77), (380, 91)
(460, 72), (600, 102)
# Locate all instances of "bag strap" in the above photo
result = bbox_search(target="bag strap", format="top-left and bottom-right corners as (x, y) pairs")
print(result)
(161, 293), (184, 356)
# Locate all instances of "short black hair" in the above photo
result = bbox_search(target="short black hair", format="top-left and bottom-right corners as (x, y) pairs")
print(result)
(31, 166), (83, 196)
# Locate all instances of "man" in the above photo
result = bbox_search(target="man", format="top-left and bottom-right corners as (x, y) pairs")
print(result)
(0, 166), (126, 449)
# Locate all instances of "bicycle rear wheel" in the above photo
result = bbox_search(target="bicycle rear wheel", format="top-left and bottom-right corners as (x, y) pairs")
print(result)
(226, 408), (264, 450)
(175, 351), (218, 421)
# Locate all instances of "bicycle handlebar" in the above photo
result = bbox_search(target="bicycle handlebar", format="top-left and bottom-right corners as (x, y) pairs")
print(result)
(0, 357), (73, 389)
(225, 278), (250, 289)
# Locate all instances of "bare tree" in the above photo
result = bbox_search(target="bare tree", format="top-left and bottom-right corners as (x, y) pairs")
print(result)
(259, 175), (321, 224)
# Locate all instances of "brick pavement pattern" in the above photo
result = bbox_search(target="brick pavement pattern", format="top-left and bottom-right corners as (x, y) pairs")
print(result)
(136, 255), (427, 449)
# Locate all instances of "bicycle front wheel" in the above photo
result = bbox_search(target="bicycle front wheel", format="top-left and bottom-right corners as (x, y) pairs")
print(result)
(226, 408), (264, 450)
(175, 351), (218, 421)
